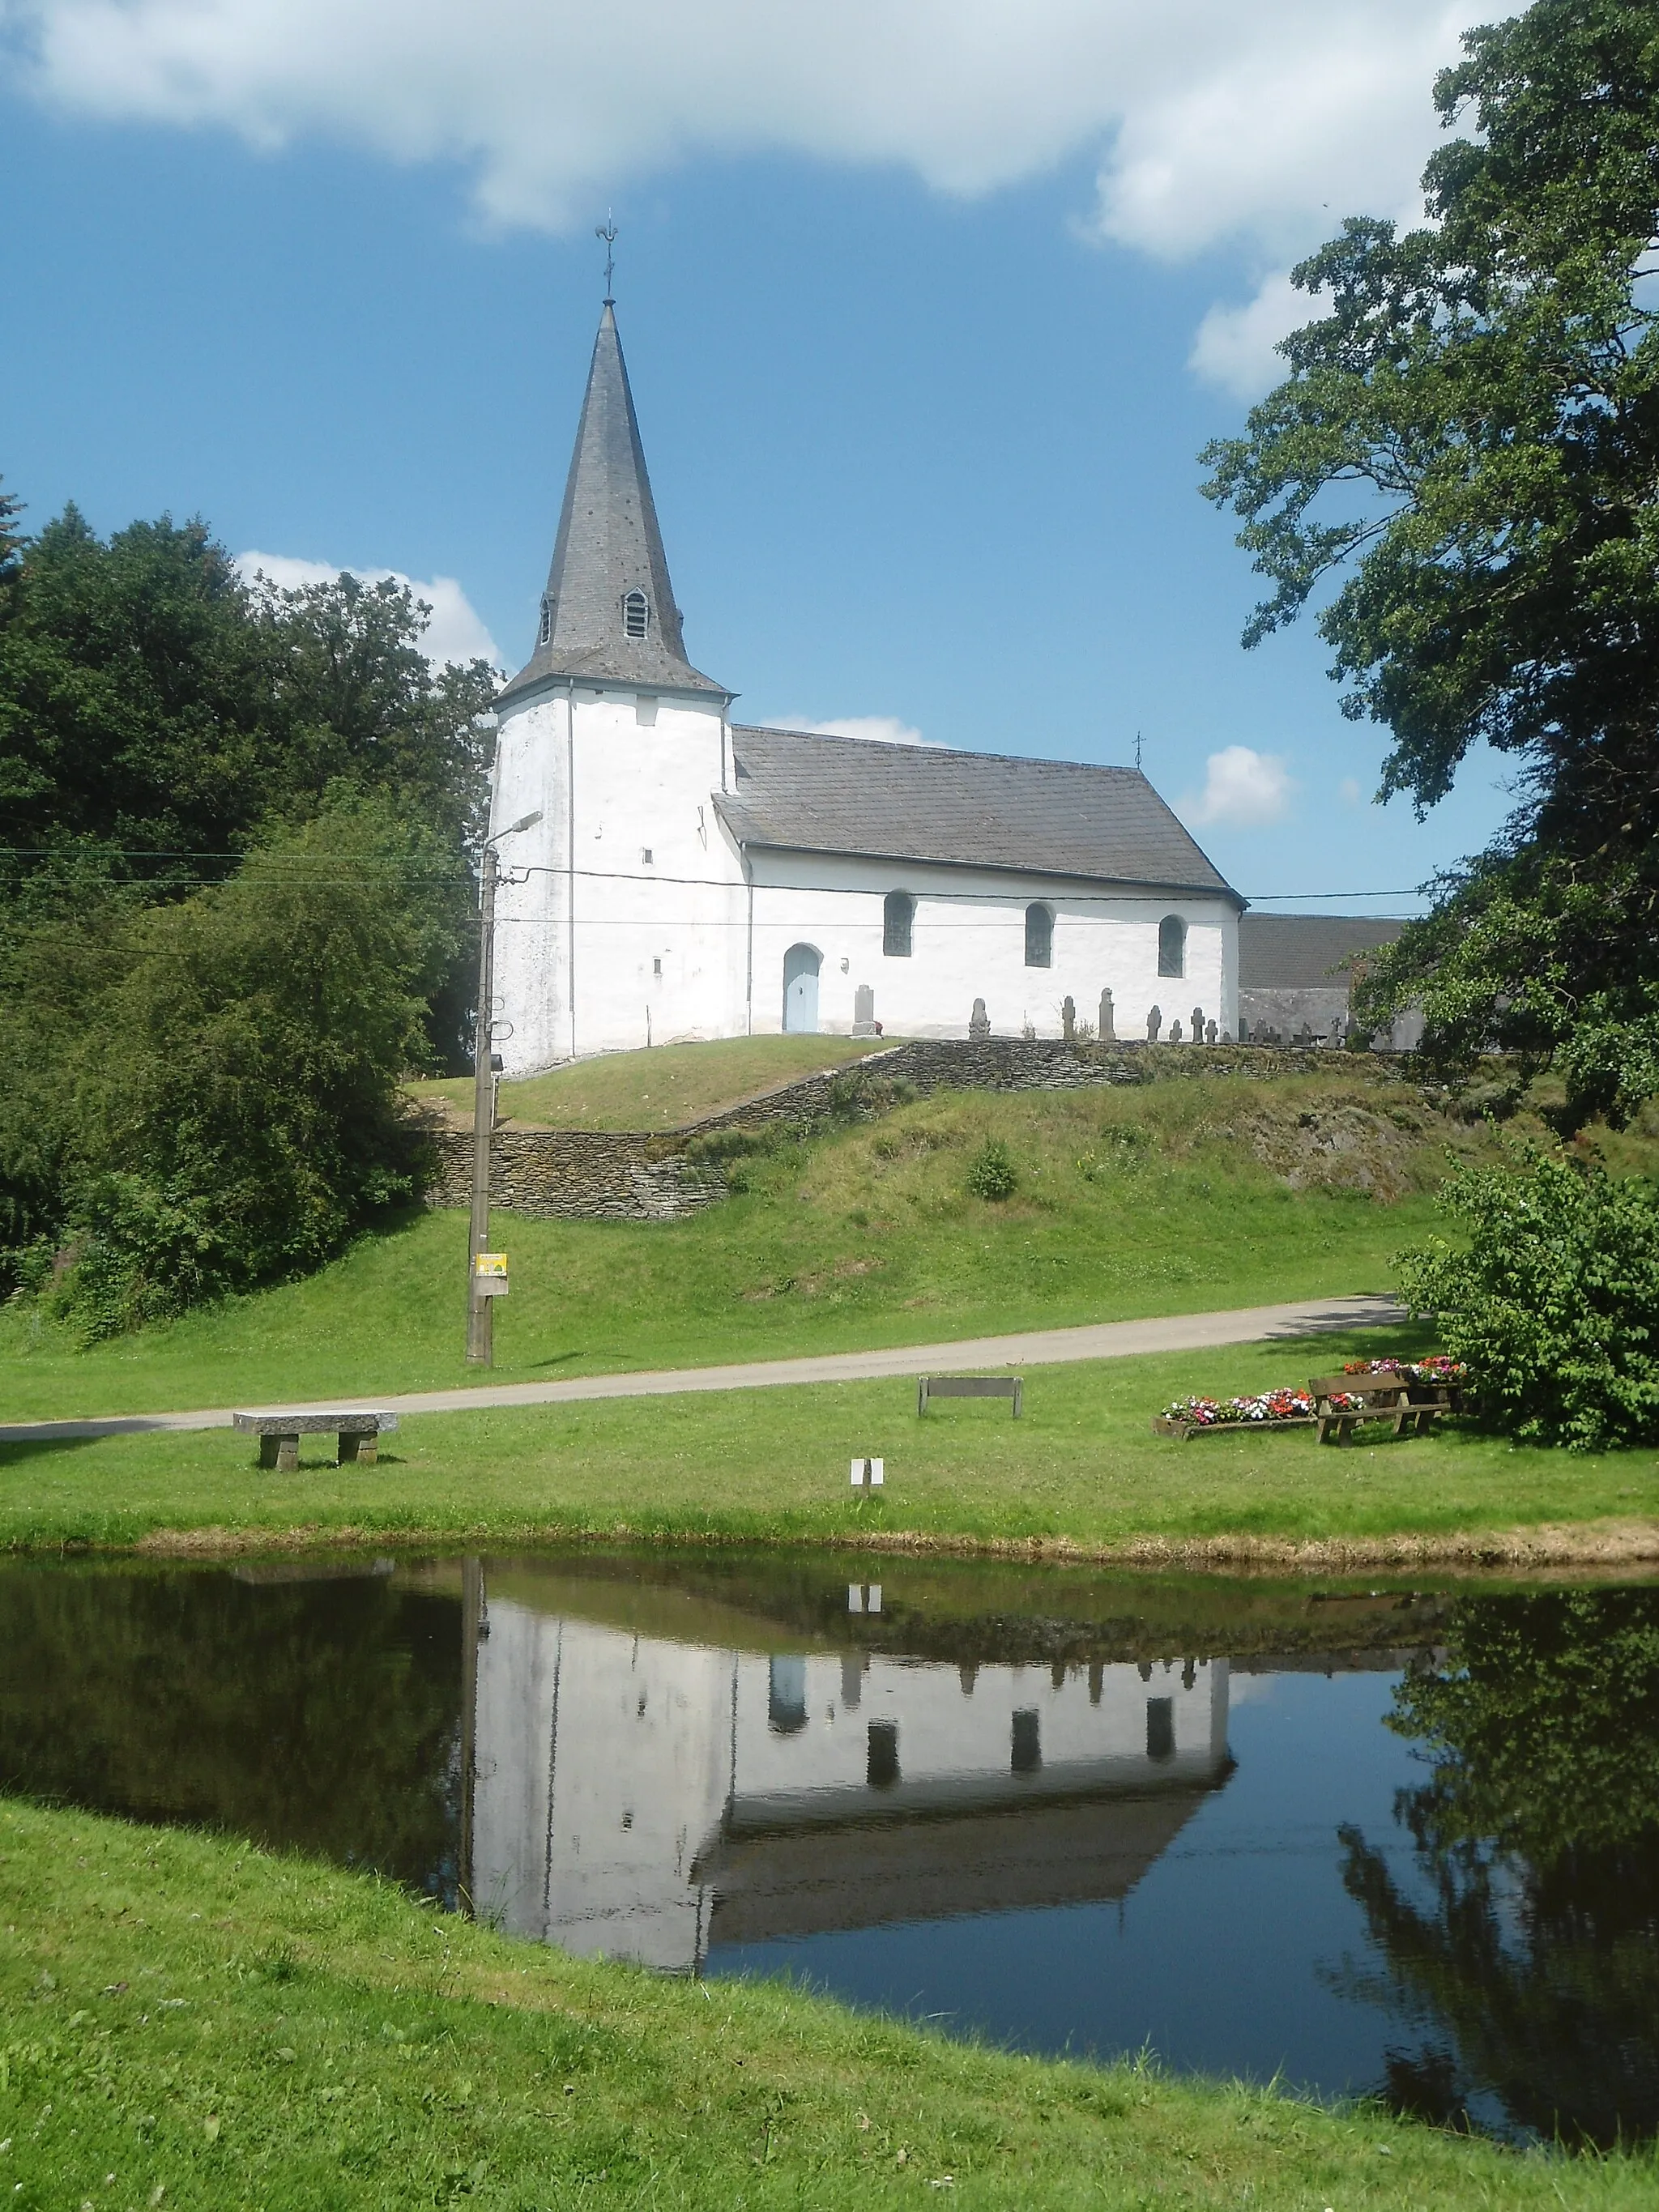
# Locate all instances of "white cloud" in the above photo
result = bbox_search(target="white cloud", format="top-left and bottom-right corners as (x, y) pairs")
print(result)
(1339, 775), (1364, 806)
(1183, 744), (1296, 828)
(6, 4), (1488, 339)
(234, 550), (501, 668)
(1188, 272), (1311, 404)
(771, 714), (939, 748)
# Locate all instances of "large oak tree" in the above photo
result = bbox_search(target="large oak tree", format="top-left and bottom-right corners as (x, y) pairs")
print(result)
(1203, 0), (1659, 1124)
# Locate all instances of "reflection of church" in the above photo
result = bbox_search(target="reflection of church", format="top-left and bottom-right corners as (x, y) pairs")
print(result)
(461, 1562), (1231, 1971)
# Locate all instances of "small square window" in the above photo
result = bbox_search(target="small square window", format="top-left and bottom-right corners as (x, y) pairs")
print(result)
(641, 847), (654, 865)
(652, 957), (662, 978)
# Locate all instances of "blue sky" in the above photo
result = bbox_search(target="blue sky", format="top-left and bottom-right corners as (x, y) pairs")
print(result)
(2, 0), (1514, 910)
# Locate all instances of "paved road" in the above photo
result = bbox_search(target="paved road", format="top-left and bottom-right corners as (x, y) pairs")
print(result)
(0, 1293), (1401, 1444)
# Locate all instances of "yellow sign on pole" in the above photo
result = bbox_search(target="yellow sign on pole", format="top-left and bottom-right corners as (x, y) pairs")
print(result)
(474, 1251), (509, 1297)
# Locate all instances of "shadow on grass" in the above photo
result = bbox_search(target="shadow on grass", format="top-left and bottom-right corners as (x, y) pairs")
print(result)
(0, 1434), (109, 1468)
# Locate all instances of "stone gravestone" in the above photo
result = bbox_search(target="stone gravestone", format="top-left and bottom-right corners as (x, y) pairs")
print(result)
(1061, 994), (1076, 1042)
(852, 984), (876, 1038)
(1146, 1004), (1162, 1042)
(1191, 1004), (1204, 1042)
(1098, 987), (1115, 1041)
(1206, 1018), (1218, 1045)
(1237, 1016), (1250, 1044)
(1170, 1017), (1183, 1043)
(968, 996), (991, 1041)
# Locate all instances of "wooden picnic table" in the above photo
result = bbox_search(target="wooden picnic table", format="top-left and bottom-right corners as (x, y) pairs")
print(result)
(1307, 1374), (1459, 1445)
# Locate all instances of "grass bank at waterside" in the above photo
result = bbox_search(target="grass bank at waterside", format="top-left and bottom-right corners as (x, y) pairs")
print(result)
(2, 1796), (1653, 2210)
(0, 1069), (1555, 1424)
(4, 1331), (1657, 1563)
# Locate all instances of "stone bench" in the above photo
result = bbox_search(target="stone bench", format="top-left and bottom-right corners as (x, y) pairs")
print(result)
(233, 1411), (398, 1472)
(916, 1375), (1023, 1418)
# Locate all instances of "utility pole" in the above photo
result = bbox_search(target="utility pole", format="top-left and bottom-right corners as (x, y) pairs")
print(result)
(467, 810), (541, 1367)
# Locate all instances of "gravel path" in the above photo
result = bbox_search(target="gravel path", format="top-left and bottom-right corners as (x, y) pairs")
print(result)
(0, 1293), (1401, 1443)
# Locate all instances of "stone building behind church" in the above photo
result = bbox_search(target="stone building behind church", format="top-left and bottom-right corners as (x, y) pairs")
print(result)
(488, 302), (1245, 1072)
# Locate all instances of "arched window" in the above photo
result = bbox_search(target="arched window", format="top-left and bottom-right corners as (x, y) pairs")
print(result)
(622, 589), (649, 640)
(883, 891), (914, 958)
(1158, 914), (1187, 978)
(1025, 902), (1052, 968)
(538, 596), (552, 646)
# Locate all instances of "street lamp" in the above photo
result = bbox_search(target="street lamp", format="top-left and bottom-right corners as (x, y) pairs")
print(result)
(466, 808), (542, 1367)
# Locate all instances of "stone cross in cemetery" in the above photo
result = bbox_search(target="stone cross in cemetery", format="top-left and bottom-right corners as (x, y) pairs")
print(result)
(852, 984), (876, 1037)
(1098, 987), (1115, 1041)
(969, 996), (991, 1040)
(1191, 1004), (1204, 1042)
(1061, 994), (1077, 1042)
(1147, 1004), (1162, 1041)
(1206, 1017), (1218, 1045)
(1169, 1016), (1183, 1042)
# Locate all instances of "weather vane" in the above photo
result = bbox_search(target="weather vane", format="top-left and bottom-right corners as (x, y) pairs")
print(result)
(1135, 729), (1143, 772)
(595, 214), (617, 303)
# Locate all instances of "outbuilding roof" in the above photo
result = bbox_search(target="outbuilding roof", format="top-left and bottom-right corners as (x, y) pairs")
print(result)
(1239, 913), (1409, 986)
(715, 724), (1241, 901)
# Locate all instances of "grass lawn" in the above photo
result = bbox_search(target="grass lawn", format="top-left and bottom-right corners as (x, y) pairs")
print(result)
(6, 1328), (1657, 1557)
(406, 1033), (896, 1132)
(0, 1072), (1512, 1422)
(3, 1797), (1652, 2211)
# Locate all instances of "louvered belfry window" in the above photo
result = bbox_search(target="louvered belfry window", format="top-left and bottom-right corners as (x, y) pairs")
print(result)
(623, 590), (649, 640)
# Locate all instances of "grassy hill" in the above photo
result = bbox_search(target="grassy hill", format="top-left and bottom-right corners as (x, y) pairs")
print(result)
(407, 1033), (895, 1132)
(0, 1062), (1582, 1421)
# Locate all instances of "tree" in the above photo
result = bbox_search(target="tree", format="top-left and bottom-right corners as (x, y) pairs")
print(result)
(0, 503), (495, 896)
(1201, 0), (1659, 1119)
(20, 801), (465, 1336)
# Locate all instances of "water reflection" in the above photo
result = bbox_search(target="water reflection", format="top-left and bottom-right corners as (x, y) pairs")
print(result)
(1333, 1588), (1659, 2148)
(1, 1549), (1654, 2146)
(468, 1571), (1230, 1969)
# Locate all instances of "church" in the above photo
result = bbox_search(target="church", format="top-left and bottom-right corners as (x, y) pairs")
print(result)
(488, 301), (1244, 1072)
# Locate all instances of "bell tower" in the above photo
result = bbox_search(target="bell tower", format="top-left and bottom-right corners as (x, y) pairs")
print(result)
(488, 301), (743, 1070)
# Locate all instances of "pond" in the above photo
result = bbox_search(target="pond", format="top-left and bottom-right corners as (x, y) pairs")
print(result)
(2, 1547), (1655, 2149)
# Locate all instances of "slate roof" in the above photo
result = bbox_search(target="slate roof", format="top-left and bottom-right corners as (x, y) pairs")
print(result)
(500, 305), (727, 705)
(1239, 913), (1409, 987)
(715, 724), (1242, 900)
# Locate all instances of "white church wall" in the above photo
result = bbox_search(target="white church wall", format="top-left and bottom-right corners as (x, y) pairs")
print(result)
(491, 693), (1239, 1068)
(491, 685), (748, 1070)
(745, 850), (1237, 1043)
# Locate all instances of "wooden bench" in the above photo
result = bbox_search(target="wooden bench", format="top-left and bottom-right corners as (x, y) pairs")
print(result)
(233, 1411), (398, 1472)
(1307, 1375), (1455, 1445)
(917, 1375), (1022, 1418)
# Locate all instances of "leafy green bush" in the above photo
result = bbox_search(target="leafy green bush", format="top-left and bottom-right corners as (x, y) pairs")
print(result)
(1396, 1151), (1659, 1448)
(965, 1137), (1017, 1201)
(32, 803), (454, 1338)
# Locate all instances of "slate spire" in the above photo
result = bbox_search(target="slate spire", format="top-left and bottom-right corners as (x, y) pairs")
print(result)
(501, 303), (726, 702)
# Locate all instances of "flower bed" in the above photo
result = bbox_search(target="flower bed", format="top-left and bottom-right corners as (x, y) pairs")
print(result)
(1153, 1387), (1317, 1439)
(1340, 1356), (1469, 1386)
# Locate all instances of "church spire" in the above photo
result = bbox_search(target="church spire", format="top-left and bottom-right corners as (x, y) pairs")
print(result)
(501, 302), (726, 702)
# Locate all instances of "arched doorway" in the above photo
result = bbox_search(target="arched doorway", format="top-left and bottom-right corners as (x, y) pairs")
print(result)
(783, 943), (821, 1033)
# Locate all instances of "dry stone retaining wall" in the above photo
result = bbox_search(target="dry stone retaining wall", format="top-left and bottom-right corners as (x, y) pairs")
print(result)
(426, 1127), (723, 1222)
(428, 1038), (1380, 1222)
